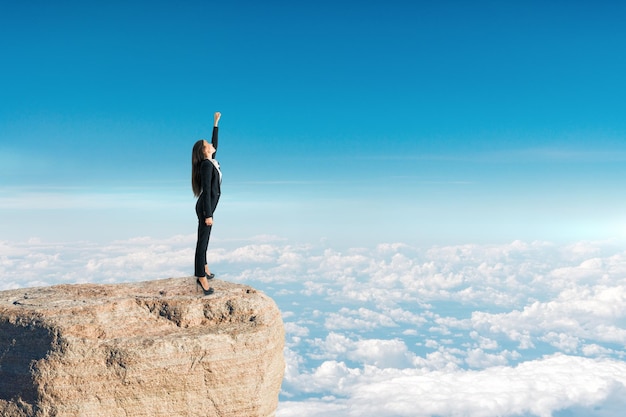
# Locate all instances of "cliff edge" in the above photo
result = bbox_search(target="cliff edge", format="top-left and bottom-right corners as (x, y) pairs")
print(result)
(0, 277), (285, 417)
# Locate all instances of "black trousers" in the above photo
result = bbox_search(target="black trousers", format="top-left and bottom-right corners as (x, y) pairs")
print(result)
(194, 198), (213, 277)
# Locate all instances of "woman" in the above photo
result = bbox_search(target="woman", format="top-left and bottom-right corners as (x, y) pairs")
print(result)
(192, 111), (222, 295)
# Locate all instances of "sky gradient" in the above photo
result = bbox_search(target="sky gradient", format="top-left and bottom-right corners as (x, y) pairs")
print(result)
(2, 1), (626, 245)
(3, 2), (626, 416)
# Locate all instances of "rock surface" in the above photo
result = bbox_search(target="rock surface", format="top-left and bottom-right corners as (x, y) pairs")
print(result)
(0, 277), (285, 417)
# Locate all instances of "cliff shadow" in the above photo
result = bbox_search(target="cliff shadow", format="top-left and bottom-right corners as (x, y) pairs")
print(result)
(0, 317), (55, 405)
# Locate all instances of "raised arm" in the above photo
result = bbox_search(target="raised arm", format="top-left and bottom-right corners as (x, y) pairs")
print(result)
(214, 111), (221, 127)
(211, 112), (221, 156)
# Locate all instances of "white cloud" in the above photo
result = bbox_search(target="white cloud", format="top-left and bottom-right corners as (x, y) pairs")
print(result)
(325, 307), (398, 331)
(464, 348), (520, 368)
(470, 285), (626, 348)
(284, 322), (310, 338)
(279, 355), (626, 417)
(0, 235), (196, 289)
(350, 338), (415, 369)
(276, 400), (348, 417)
(2, 237), (626, 416)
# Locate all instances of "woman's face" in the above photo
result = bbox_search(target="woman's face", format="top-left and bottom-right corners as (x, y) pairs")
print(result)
(203, 140), (215, 158)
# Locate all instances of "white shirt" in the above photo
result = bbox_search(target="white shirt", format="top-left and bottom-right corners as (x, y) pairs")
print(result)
(209, 158), (222, 184)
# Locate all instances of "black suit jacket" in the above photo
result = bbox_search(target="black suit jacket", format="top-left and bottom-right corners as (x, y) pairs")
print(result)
(198, 126), (221, 219)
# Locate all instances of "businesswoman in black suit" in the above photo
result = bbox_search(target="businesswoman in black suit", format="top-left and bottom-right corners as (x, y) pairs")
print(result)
(192, 111), (222, 295)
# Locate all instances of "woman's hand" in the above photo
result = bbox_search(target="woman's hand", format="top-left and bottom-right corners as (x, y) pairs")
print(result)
(214, 112), (221, 127)
(205, 217), (213, 226)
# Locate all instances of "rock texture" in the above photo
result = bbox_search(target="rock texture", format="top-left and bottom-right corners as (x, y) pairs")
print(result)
(0, 278), (284, 417)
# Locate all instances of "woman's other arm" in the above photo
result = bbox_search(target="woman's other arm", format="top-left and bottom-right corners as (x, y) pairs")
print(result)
(200, 160), (214, 225)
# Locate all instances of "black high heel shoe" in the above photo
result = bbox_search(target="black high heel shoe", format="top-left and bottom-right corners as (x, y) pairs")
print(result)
(196, 277), (214, 295)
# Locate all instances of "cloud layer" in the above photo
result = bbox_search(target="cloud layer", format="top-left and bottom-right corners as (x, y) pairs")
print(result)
(2, 237), (626, 416)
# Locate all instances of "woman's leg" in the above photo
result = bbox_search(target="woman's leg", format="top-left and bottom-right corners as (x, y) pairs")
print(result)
(194, 221), (212, 277)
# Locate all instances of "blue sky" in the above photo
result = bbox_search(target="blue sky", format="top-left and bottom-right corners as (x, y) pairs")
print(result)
(3, 3), (626, 416)
(2, 0), (626, 245)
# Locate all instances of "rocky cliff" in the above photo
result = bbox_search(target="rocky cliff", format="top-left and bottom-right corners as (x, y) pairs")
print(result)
(0, 277), (285, 417)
